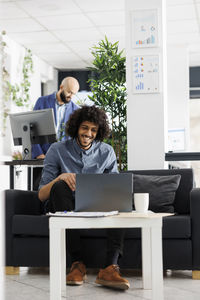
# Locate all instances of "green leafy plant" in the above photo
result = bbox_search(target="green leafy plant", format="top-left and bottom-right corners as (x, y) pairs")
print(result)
(12, 151), (22, 160)
(88, 36), (127, 170)
(6, 48), (33, 107)
(0, 31), (33, 136)
(0, 30), (10, 136)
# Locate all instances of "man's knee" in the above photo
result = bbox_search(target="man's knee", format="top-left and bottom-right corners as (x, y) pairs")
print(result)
(50, 180), (72, 204)
(49, 180), (74, 212)
(53, 179), (68, 188)
(51, 180), (70, 194)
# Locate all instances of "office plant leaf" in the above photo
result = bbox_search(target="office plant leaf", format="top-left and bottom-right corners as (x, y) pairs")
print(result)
(88, 36), (127, 170)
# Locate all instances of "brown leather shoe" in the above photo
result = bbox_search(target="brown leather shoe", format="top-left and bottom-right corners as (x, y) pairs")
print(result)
(95, 265), (130, 290)
(66, 261), (86, 285)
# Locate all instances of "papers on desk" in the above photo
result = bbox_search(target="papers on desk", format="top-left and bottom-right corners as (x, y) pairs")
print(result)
(47, 211), (119, 218)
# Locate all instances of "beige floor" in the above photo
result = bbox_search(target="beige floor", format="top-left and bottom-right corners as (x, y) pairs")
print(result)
(4, 267), (200, 300)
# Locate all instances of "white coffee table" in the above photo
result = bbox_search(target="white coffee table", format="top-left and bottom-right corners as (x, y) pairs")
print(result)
(49, 212), (171, 300)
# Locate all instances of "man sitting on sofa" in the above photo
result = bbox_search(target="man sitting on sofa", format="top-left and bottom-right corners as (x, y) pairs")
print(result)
(38, 105), (130, 290)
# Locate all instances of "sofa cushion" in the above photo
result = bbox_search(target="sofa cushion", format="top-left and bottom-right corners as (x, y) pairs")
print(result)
(133, 174), (181, 213)
(12, 215), (49, 236)
(124, 215), (191, 239)
(128, 169), (194, 214)
(12, 214), (191, 240)
(79, 215), (191, 239)
(162, 215), (191, 238)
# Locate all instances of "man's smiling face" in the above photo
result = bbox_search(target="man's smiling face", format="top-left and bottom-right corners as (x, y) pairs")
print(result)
(77, 121), (99, 150)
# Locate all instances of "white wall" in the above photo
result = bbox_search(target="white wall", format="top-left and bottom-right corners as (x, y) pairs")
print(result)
(125, 0), (168, 170)
(43, 68), (58, 96)
(167, 45), (190, 151)
(30, 55), (56, 105)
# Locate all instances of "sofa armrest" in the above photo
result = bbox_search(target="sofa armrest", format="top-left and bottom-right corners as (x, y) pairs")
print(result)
(5, 189), (41, 215)
(190, 188), (200, 269)
(5, 189), (42, 266)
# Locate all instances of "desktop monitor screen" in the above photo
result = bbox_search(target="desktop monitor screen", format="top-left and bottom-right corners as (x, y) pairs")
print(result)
(9, 109), (57, 160)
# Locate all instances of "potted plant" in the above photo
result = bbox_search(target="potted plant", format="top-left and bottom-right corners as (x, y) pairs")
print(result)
(88, 37), (127, 170)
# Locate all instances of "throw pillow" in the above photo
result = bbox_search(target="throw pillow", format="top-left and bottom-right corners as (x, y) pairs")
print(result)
(133, 174), (181, 213)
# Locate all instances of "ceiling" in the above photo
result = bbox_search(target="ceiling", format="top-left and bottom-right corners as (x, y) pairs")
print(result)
(1, 0), (200, 69)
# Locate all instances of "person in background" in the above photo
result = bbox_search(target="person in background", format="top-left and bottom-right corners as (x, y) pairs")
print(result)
(32, 76), (80, 159)
(31, 77), (79, 190)
(38, 105), (130, 290)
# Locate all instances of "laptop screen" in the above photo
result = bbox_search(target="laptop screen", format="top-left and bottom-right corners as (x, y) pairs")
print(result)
(75, 173), (133, 212)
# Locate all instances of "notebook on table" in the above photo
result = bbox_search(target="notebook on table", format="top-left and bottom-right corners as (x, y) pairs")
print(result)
(75, 173), (133, 212)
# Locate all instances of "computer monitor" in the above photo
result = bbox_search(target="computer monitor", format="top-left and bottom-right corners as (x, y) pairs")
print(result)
(9, 109), (57, 160)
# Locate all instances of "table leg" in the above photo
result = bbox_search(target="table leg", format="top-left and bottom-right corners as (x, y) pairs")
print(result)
(27, 166), (33, 191)
(50, 227), (63, 300)
(142, 227), (152, 289)
(151, 226), (163, 300)
(61, 229), (66, 291)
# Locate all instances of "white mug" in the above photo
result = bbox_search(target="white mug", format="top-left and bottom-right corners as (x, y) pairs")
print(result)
(134, 193), (149, 213)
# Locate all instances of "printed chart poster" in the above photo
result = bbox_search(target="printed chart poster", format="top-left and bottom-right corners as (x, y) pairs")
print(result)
(133, 55), (159, 94)
(132, 9), (158, 48)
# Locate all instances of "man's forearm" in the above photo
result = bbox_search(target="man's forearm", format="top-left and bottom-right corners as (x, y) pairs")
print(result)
(38, 177), (59, 202)
(38, 173), (76, 202)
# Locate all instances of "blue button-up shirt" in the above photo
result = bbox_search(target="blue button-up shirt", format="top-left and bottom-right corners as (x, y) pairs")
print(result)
(55, 100), (69, 141)
(39, 138), (118, 190)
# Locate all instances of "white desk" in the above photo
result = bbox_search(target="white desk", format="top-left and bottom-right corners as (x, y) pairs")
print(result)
(4, 160), (43, 190)
(49, 212), (171, 300)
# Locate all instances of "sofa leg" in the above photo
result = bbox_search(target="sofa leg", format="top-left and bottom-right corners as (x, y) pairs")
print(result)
(192, 271), (200, 279)
(5, 267), (20, 275)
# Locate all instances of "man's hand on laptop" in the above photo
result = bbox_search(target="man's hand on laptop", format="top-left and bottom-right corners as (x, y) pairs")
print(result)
(58, 173), (76, 191)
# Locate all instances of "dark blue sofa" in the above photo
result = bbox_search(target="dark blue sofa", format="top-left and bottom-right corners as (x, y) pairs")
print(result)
(5, 168), (200, 278)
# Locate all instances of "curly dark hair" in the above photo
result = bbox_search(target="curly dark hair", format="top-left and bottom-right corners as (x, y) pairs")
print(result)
(65, 105), (110, 141)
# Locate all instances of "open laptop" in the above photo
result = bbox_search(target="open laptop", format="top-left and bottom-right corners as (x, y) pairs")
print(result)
(75, 173), (133, 212)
